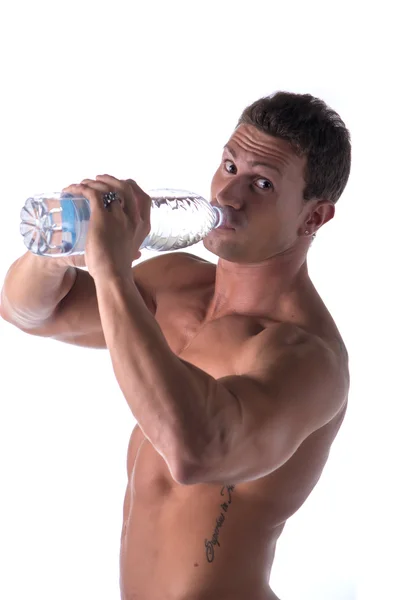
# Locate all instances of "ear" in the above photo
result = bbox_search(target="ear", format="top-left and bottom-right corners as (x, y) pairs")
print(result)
(303, 200), (335, 235)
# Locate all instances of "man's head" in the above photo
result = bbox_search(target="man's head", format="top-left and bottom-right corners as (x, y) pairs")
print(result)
(204, 91), (351, 264)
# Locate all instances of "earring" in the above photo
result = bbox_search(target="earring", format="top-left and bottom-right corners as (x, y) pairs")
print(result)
(305, 230), (310, 235)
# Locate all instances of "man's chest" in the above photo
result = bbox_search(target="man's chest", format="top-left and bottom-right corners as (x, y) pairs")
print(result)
(153, 289), (267, 379)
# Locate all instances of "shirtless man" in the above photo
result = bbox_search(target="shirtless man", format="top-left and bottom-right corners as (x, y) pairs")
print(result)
(0, 91), (351, 599)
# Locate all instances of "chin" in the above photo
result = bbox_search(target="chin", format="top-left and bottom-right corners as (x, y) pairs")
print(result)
(203, 236), (247, 263)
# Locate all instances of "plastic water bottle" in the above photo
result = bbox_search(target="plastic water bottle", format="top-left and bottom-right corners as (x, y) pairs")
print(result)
(19, 189), (226, 257)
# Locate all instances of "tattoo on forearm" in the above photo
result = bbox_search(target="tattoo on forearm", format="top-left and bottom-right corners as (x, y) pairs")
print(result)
(204, 484), (235, 563)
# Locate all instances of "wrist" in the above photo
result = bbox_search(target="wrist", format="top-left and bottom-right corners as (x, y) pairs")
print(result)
(92, 269), (134, 289)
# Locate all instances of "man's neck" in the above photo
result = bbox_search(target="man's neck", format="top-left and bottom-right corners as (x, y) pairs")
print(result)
(206, 250), (310, 321)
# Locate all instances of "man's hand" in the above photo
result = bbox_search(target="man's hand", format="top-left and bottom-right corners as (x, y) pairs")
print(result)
(62, 175), (151, 280)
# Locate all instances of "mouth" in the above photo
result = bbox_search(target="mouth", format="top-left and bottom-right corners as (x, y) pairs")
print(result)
(214, 223), (236, 232)
(211, 203), (237, 230)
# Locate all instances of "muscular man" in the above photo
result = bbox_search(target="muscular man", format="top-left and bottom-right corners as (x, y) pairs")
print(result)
(0, 91), (351, 600)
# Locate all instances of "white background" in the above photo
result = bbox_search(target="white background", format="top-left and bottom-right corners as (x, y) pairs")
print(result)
(0, 1), (398, 599)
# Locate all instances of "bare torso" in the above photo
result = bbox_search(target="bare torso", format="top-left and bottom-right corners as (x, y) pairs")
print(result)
(119, 254), (348, 600)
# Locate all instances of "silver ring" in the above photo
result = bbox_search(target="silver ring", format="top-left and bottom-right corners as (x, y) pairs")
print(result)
(103, 191), (119, 209)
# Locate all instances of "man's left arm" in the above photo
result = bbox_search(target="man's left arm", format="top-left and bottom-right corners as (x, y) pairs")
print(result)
(94, 274), (348, 486)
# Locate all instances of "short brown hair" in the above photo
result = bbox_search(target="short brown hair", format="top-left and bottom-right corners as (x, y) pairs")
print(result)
(238, 91), (351, 204)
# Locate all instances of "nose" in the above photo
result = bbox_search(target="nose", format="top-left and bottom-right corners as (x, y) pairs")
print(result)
(215, 179), (244, 210)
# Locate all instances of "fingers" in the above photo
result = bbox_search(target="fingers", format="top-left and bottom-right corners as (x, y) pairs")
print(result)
(124, 179), (152, 221)
(95, 176), (148, 222)
(96, 175), (148, 203)
(94, 175), (130, 213)
(61, 183), (120, 214)
(96, 176), (141, 216)
(80, 179), (110, 191)
(95, 174), (122, 186)
(62, 176), (150, 222)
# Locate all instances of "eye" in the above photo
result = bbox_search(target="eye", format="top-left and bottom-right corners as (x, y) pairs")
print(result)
(223, 159), (237, 174)
(255, 178), (273, 190)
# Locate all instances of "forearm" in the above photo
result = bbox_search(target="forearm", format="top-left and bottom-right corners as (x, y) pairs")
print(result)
(0, 252), (77, 328)
(93, 273), (217, 476)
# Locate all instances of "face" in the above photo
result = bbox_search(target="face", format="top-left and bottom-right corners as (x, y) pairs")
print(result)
(203, 124), (314, 263)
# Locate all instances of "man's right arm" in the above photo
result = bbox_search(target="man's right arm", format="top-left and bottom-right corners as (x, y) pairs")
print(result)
(0, 251), (161, 349)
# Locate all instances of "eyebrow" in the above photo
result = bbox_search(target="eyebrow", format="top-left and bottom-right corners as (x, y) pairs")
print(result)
(223, 144), (283, 177)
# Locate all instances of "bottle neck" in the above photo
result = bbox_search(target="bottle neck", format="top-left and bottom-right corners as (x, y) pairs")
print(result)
(212, 206), (226, 228)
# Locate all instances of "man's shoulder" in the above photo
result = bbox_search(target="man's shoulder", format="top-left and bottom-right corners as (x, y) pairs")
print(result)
(247, 320), (348, 380)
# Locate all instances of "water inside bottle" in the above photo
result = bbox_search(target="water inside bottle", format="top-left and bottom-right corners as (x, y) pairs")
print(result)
(141, 189), (223, 251)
